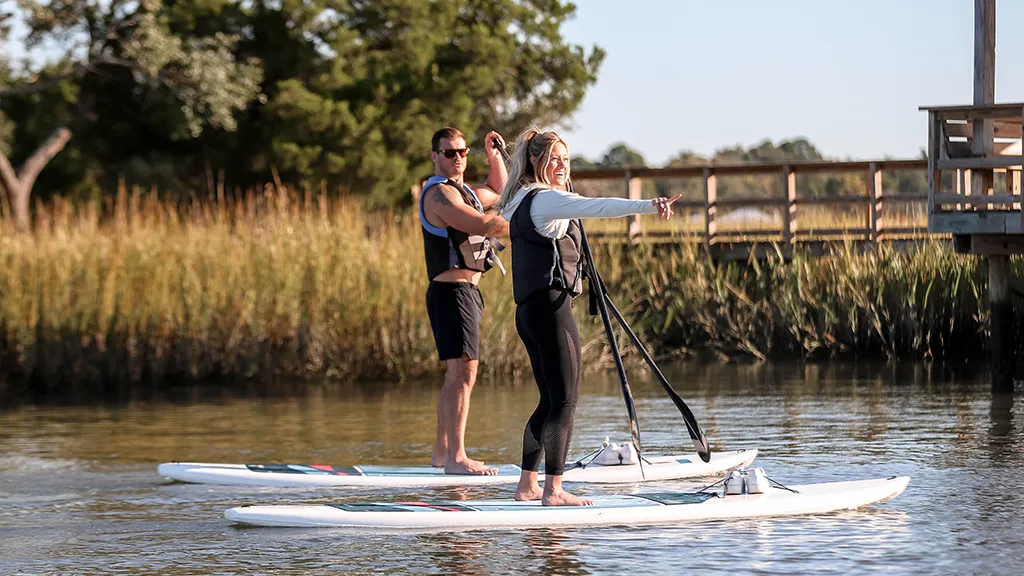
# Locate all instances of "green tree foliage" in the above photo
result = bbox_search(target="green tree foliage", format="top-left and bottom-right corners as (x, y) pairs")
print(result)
(570, 142), (647, 198)
(260, 0), (604, 206)
(1, 0), (603, 210)
(598, 142), (646, 168)
(0, 0), (263, 225)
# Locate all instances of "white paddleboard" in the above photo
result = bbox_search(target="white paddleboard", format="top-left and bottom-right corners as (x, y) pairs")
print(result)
(223, 475), (910, 529)
(158, 449), (757, 487)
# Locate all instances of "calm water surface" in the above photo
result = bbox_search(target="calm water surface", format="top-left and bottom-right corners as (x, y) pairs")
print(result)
(1, 361), (1022, 575)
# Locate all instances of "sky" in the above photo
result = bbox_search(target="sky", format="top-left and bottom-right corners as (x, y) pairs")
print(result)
(3, 1), (1022, 167)
(557, 0), (1024, 166)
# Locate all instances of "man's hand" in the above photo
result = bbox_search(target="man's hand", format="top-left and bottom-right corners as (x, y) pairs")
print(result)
(484, 131), (506, 164)
(478, 130), (509, 209)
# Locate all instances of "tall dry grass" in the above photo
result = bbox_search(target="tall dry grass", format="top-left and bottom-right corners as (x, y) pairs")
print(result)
(0, 184), (1011, 397)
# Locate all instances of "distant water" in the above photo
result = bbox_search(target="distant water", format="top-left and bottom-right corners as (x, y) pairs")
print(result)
(0, 361), (1020, 575)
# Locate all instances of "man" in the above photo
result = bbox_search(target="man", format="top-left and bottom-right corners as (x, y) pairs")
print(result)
(420, 127), (509, 475)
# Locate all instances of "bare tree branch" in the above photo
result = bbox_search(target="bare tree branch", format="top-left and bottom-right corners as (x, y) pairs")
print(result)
(0, 126), (72, 229)
(19, 126), (71, 187)
(0, 144), (19, 196)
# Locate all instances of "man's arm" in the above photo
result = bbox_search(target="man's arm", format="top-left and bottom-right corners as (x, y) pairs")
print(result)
(474, 130), (508, 210)
(426, 184), (509, 237)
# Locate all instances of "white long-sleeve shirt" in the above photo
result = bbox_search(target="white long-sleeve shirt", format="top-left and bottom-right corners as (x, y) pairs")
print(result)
(498, 184), (657, 239)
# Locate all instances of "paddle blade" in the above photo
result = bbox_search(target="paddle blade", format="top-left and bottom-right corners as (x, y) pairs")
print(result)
(668, 388), (711, 462)
(690, 428), (711, 463)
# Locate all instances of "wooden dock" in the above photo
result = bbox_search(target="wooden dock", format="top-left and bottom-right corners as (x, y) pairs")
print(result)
(568, 158), (934, 259)
(921, 0), (1018, 392)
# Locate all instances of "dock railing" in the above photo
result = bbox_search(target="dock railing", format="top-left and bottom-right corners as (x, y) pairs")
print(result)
(568, 159), (930, 250)
(922, 102), (1024, 248)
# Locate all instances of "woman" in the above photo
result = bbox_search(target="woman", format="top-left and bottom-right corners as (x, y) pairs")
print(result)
(496, 128), (679, 506)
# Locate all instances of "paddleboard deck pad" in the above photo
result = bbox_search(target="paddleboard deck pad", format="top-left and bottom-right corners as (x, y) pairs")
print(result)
(223, 475), (910, 529)
(159, 449), (757, 487)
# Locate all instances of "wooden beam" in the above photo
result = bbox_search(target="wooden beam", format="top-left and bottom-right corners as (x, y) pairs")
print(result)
(938, 157), (1023, 170)
(880, 193), (929, 202)
(793, 195), (871, 206)
(934, 193), (1020, 205)
(919, 102), (1024, 116)
(973, 0), (996, 212)
(569, 159), (928, 181)
(969, 234), (1024, 254)
(928, 111), (940, 224)
(942, 121), (1021, 139)
(627, 172), (642, 241)
(703, 168), (717, 251)
(715, 198), (787, 208)
(869, 162), (882, 243)
(975, 0), (995, 107)
(793, 227), (873, 238)
(783, 165), (795, 244)
(990, 253), (1015, 392)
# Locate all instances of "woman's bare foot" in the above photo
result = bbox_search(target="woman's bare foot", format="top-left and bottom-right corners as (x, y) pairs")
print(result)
(542, 489), (594, 507)
(515, 484), (544, 501)
(515, 471), (542, 501)
(444, 457), (497, 475)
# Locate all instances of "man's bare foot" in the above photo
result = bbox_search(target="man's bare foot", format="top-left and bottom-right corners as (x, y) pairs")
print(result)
(542, 489), (594, 507)
(431, 454), (446, 468)
(514, 484), (543, 501)
(444, 458), (497, 475)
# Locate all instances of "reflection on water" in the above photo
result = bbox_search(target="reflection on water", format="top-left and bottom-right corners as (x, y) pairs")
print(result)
(0, 360), (1022, 574)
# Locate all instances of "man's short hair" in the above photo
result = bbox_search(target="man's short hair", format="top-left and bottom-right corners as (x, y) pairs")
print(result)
(432, 127), (465, 152)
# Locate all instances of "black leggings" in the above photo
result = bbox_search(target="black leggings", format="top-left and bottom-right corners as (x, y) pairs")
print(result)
(515, 289), (581, 476)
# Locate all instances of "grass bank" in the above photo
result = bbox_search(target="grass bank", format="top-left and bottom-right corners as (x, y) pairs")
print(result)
(0, 186), (1012, 397)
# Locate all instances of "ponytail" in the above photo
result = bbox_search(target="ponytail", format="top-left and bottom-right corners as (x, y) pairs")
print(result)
(496, 127), (569, 213)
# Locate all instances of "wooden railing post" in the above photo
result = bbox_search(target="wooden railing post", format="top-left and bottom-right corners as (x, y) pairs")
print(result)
(927, 111), (939, 218)
(868, 162), (882, 244)
(703, 167), (717, 254)
(1015, 105), (1024, 220)
(782, 164), (795, 244)
(626, 170), (642, 242)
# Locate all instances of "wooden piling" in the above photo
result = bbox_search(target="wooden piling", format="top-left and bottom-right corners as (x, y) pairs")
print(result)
(973, 0), (1014, 392)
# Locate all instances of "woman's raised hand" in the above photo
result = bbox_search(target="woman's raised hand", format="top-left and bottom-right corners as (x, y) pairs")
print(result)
(651, 194), (682, 220)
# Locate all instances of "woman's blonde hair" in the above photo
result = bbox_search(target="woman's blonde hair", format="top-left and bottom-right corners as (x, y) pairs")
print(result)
(496, 127), (569, 213)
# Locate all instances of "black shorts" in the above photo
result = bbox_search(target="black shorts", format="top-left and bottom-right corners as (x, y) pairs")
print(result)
(425, 281), (484, 361)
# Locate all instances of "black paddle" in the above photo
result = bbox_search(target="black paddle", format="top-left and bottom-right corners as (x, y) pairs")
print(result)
(595, 275), (711, 462)
(575, 216), (646, 478)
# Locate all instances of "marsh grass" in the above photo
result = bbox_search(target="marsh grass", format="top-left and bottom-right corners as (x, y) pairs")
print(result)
(0, 185), (1012, 396)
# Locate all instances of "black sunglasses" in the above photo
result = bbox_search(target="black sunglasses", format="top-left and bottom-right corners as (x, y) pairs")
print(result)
(436, 148), (469, 159)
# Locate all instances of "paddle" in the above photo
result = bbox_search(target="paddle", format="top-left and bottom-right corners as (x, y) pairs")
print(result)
(575, 216), (646, 477)
(594, 275), (711, 462)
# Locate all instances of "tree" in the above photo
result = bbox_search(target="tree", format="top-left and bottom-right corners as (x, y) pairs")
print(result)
(656, 150), (706, 199)
(599, 142), (646, 168)
(263, 0), (605, 206)
(0, 0), (262, 228)
(0, 0), (602, 212)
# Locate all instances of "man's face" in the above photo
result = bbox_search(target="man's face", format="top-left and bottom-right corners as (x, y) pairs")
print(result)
(432, 137), (469, 178)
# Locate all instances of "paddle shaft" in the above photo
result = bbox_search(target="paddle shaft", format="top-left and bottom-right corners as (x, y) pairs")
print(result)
(595, 276), (711, 462)
(576, 217), (645, 478)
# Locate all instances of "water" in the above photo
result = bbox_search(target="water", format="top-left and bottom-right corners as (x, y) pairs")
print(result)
(0, 361), (1021, 575)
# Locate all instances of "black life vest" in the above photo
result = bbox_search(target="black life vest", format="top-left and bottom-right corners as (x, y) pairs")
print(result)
(509, 187), (584, 304)
(418, 176), (504, 281)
